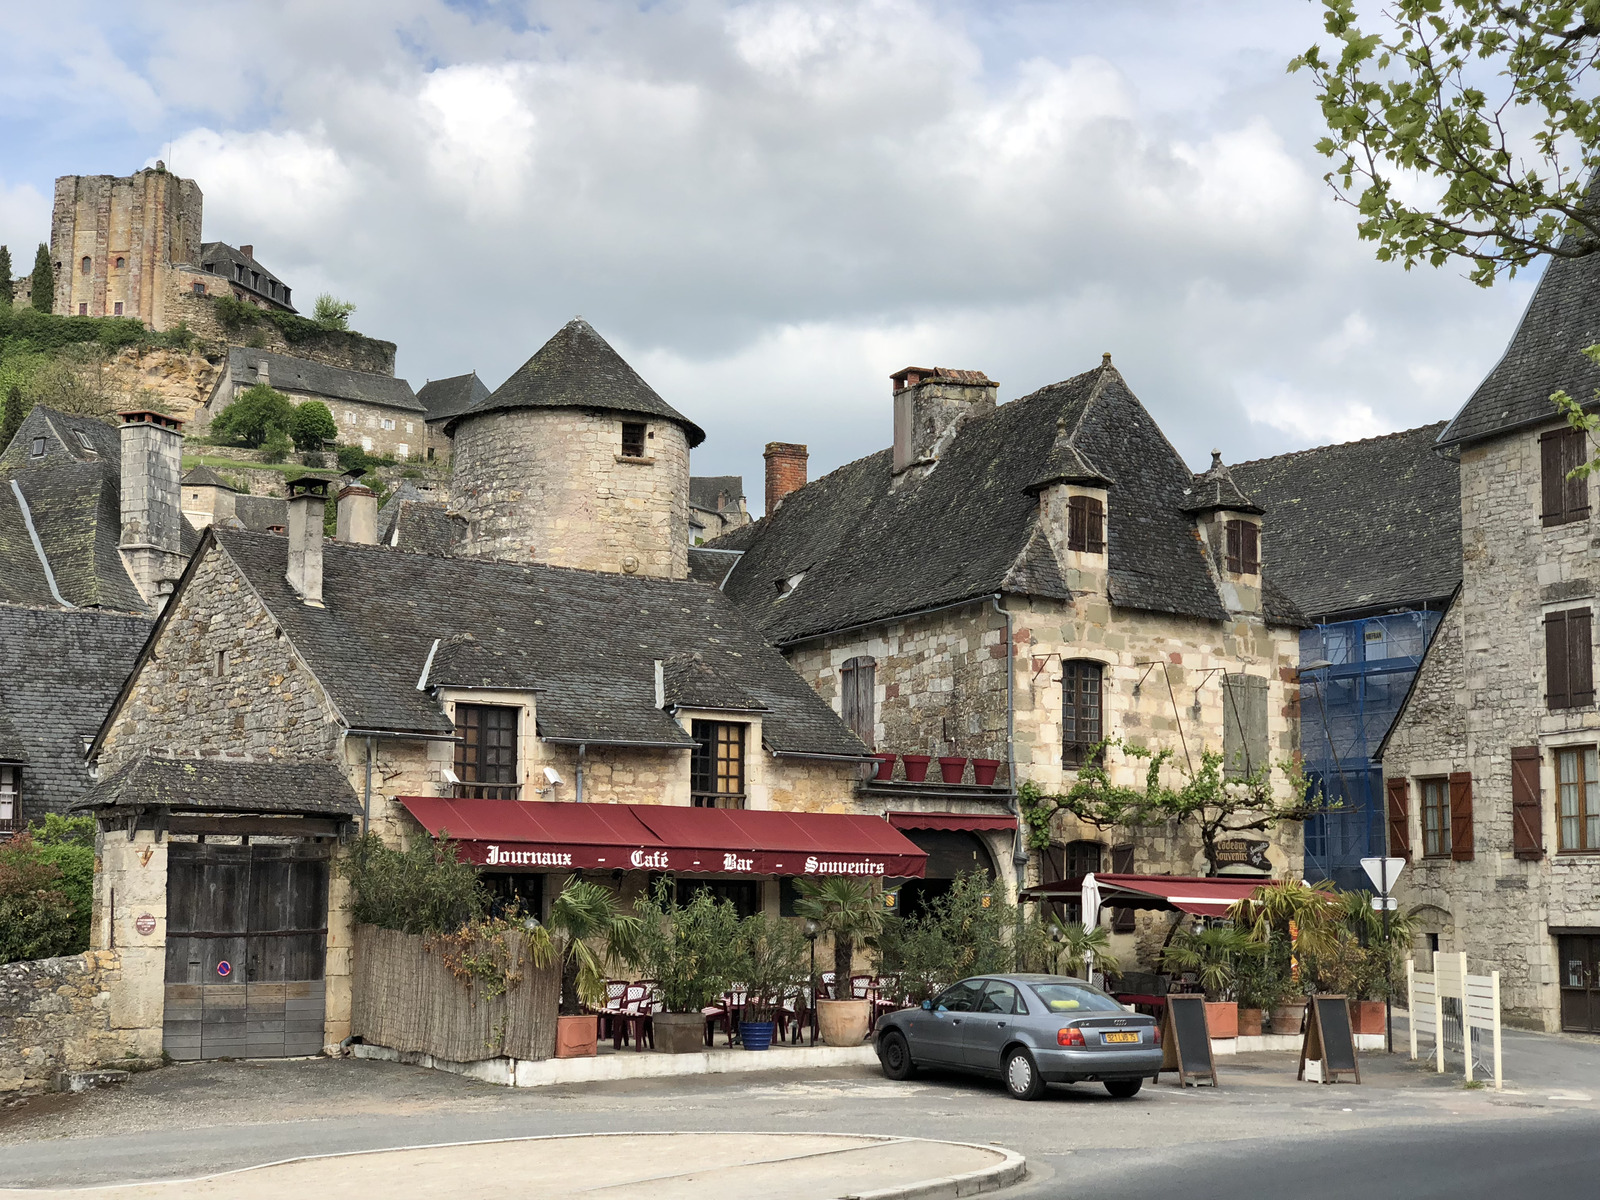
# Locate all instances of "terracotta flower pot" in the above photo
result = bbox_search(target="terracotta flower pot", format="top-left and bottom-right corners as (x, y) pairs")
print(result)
(653, 1011), (706, 1054)
(938, 756), (968, 784)
(971, 758), (1001, 786)
(555, 1014), (598, 1058)
(1237, 1007), (1264, 1037)
(1351, 999), (1387, 1035)
(1204, 1001), (1238, 1040)
(1270, 1002), (1306, 1035)
(872, 753), (897, 781)
(900, 754), (931, 783)
(816, 998), (873, 1046)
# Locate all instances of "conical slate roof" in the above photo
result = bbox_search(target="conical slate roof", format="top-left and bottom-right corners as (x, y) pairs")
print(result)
(1180, 450), (1263, 515)
(181, 465), (237, 492)
(444, 318), (706, 446)
(1025, 416), (1115, 492)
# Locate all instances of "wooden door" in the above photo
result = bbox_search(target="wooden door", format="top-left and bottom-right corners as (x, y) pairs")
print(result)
(164, 843), (330, 1060)
(1558, 934), (1600, 1033)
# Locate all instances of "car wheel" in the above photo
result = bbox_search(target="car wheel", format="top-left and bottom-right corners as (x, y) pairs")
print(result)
(1003, 1047), (1046, 1101)
(879, 1031), (917, 1081)
(1104, 1079), (1142, 1099)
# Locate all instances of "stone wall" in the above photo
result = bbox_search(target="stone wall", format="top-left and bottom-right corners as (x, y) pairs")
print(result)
(450, 408), (691, 579)
(0, 950), (143, 1093)
(163, 288), (397, 378)
(1381, 425), (1600, 1030)
(96, 345), (226, 424)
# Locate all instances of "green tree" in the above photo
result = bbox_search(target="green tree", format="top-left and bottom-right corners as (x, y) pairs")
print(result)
(0, 384), (23, 454)
(0, 832), (77, 964)
(339, 832), (487, 936)
(260, 424), (293, 463)
(0, 244), (12, 309)
(289, 399), (337, 451)
(312, 293), (356, 330)
(28, 815), (95, 953)
(631, 878), (743, 1013)
(544, 875), (641, 1015)
(211, 384), (296, 448)
(793, 876), (886, 987)
(29, 244), (53, 313)
(1292, 1), (1600, 286)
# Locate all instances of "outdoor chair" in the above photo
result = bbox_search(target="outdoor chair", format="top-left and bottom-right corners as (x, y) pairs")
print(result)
(820, 971), (837, 1000)
(612, 983), (651, 1051)
(849, 974), (873, 1001)
(598, 979), (629, 1041)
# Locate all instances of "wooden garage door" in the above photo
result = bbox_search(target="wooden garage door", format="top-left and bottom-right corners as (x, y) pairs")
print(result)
(163, 843), (330, 1060)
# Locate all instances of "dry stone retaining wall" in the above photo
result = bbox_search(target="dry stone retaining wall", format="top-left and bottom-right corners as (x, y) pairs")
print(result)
(0, 950), (140, 1094)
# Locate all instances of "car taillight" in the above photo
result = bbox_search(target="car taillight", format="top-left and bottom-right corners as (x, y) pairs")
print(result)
(1057, 1027), (1086, 1047)
(1153, 1025), (1162, 1046)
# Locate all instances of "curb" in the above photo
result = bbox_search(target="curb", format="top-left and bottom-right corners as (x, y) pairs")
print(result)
(846, 1140), (1028, 1200)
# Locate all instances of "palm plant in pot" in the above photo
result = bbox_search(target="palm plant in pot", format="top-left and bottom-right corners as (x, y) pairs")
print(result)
(1048, 916), (1123, 984)
(1228, 876), (1339, 1035)
(546, 876), (643, 1058)
(632, 879), (743, 1053)
(794, 876), (885, 1046)
(1161, 924), (1256, 1039)
(735, 912), (808, 1050)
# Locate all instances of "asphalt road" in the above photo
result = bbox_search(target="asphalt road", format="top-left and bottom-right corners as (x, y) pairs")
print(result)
(2, 1030), (1598, 1197)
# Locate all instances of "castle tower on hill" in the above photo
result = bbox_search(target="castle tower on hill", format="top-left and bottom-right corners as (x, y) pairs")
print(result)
(444, 318), (704, 581)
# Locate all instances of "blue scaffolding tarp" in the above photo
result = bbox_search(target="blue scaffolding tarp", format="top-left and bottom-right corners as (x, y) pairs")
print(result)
(1299, 610), (1441, 891)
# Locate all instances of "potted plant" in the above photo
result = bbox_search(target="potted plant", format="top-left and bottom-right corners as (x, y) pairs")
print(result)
(938, 756), (968, 784)
(1232, 944), (1277, 1037)
(795, 876), (885, 1045)
(632, 879), (743, 1053)
(544, 876), (642, 1058)
(1048, 916), (1122, 984)
(901, 754), (931, 782)
(736, 912), (808, 1051)
(1161, 925), (1255, 1040)
(1229, 877), (1338, 1037)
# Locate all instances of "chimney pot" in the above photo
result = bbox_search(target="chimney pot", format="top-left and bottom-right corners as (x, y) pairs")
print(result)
(889, 367), (997, 477)
(240, 244), (254, 260)
(763, 442), (808, 514)
(285, 476), (330, 604)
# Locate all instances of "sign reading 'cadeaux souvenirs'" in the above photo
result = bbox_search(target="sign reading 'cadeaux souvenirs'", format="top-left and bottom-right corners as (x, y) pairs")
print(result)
(474, 842), (899, 876)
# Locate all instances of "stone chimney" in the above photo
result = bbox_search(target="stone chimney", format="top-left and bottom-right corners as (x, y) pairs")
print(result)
(257, 358), (270, 389)
(336, 482), (378, 544)
(118, 411), (186, 608)
(763, 442), (808, 514)
(240, 244), (254, 260)
(285, 476), (331, 605)
(890, 367), (998, 484)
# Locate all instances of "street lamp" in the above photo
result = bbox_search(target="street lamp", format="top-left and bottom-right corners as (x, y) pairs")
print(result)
(803, 919), (820, 1047)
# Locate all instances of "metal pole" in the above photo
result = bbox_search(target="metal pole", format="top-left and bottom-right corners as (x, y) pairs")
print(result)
(808, 933), (817, 1047)
(1382, 859), (1393, 1054)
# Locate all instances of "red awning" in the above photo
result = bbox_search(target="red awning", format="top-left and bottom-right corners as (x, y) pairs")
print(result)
(887, 812), (1016, 833)
(397, 797), (927, 878)
(1020, 872), (1271, 918)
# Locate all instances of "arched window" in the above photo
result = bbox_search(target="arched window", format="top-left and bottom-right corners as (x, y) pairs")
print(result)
(114, 256), (125, 269)
(1062, 660), (1103, 767)
(81, 256), (91, 274)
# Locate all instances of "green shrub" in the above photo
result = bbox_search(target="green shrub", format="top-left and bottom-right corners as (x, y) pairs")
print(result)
(877, 871), (1015, 1002)
(29, 815), (95, 953)
(312, 294), (356, 330)
(260, 424), (292, 463)
(0, 832), (79, 963)
(212, 293), (256, 331)
(1, 384), (22, 454)
(211, 384), (296, 447)
(29, 244), (52, 314)
(0, 244), (11, 310)
(289, 400), (337, 451)
(339, 832), (487, 936)
(336, 443), (397, 474)
(632, 877), (743, 1012)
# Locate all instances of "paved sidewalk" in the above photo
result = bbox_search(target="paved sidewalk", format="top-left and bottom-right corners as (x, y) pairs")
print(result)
(0, 1133), (1024, 1200)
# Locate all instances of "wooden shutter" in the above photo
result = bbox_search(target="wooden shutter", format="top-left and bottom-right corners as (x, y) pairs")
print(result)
(1542, 430), (1567, 524)
(1571, 610), (1594, 706)
(1547, 611), (1572, 709)
(1085, 498), (1105, 553)
(1109, 844), (1135, 932)
(1386, 776), (1412, 860)
(840, 657), (875, 749)
(1511, 746), (1545, 860)
(1448, 771), (1474, 861)
(1240, 522), (1259, 574)
(1067, 496), (1087, 552)
(1225, 520), (1242, 573)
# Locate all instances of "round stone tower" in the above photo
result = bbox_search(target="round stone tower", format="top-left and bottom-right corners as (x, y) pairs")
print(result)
(445, 318), (705, 580)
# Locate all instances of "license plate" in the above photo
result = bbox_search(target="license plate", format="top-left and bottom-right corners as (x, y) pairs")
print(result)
(1102, 1031), (1140, 1044)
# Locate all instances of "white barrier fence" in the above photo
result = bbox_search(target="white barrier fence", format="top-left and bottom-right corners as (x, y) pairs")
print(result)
(1406, 951), (1502, 1089)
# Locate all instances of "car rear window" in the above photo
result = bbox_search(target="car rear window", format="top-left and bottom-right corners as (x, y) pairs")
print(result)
(1030, 982), (1124, 1013)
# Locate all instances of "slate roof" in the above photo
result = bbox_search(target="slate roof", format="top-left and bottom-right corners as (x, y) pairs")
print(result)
(182, 465), (236, 491)
(1438, 238), (1600, 447)
(1232, 423), (1462, 622)
(0, 406), (121, 472)
(198, 242), (295, 312)
(662, 651), (766, 713)
(232, 494), (289, 533)
(714, 361), (1305, 645)
(690, 476), (745, 513)
(417, 372), (491, 425)
(0, 703), (23, 763)
(687, 547), (742, 589)
(1180, 451), (1264, 515)
(375, 482), (463, 555)
(0, 463), (153, 612)
(227, 349), (424, 414)
(76, 757), (359, 817)
(0, 606), (152, 816)
(444, 319), (706, 446)
(192, 529), (867, 758)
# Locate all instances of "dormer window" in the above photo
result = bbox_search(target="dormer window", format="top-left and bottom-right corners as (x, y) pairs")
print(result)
(1225, 519), (1259, 575)
(30, 437), (46, 458)
(74, 430), (95, 454)
(1066, 495), (1105, 553)
(775, 571), (805, 599)
(621, 422), (647, 458)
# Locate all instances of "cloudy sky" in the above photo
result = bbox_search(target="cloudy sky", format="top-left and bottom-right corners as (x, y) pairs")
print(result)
(0, 0), (1538, 508)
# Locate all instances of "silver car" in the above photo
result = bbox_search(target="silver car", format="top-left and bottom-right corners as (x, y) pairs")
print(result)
(874, 973), (1162, 1100)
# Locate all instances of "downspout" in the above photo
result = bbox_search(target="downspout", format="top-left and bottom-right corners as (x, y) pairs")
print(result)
(576, 744), (586, 803)
(994, 592), (1028, 970)
(363, 736), (374, 835)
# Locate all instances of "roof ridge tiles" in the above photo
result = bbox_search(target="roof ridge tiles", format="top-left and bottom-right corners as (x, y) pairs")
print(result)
(1229, 421), (1451, 470)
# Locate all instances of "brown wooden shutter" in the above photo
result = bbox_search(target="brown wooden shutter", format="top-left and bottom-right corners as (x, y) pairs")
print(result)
(1511, 746), (1544, 860)
(1386, 776), (1412, 860)
(1067, 496), (1087, 552)
(1546, 611), (1571, 709)
(1109, 843), (1135, 931)
(1086, 498), (1105, 554)
(1448, 771), (1474, 861)
(1542, 430), (1567, 525)
(1225, 520), (1241, 573)
(1571, 609), (1594, 706)
(840, 657), (875, 749)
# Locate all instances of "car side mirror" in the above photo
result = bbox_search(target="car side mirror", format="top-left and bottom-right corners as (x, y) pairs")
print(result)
(921, 999), (933, 1011)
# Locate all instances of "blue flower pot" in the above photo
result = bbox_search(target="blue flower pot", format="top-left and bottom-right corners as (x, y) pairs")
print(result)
(740, 1020), (775, 1051)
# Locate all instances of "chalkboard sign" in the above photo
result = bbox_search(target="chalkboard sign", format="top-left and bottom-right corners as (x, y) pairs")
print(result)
(1154, 994), (1217, 1087)
(1298, 994), (1361, 1084)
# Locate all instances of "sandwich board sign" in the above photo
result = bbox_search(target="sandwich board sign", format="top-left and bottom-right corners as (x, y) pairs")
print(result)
(1154, 994), (1217, 1088)
(1298, 994), (1360, 1085)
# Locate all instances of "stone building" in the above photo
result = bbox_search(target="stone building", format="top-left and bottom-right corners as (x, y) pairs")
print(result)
(416, 371), (491, 460)
(49, 167), (293, 328)
(179, 465), (288, 533)
(1234, 426), (1461, 888)
(197, 349), (428, 460)
(1379, 243), (1600, 1033)
(708, 358), (1308, 956)
(689, 475), (750, 544)
(75, 318), (937, 1061)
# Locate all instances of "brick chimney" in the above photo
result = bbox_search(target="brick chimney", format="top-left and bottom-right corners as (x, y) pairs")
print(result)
(764, 442), (808, 514)
(890, 367), (997, 484)
(118, 411), (185, 608)
(239, 244), (254, 260)
(285, 476), (331, 605)
(336, 482), (378, 544)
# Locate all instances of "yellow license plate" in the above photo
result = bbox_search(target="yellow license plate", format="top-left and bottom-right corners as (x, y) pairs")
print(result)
(1102, 1031), (1140, 1043)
